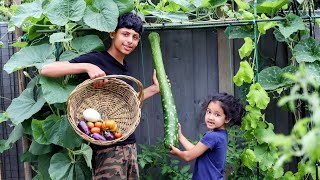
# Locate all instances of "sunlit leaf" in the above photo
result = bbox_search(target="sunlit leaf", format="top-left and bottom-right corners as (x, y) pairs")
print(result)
(225, 25), (254, 39)
(277, 13), (305, 39)
(147, 10), (188, 22)
(4, 44), (55, 73)
(46, 0), (86, 26)
(241, 149), (257, 170)
(83, 0), (119, 32)
(10, 0), (43, 27)
(115, 0), (134, 15)
(259, 65), (296, 90)
(238, 37), (254, 59)
(233, 60), (254, 86)
(246, 83), (270, 109)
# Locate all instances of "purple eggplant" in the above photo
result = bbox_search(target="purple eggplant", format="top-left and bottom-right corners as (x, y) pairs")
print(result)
(78, 120), (90, 135)
(92, 133), (106, 140)
(104, 131), (115, 141)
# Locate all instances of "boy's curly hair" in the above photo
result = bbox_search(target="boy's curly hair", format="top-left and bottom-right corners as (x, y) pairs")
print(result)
(202, 93), (245, 125)
(116, 12), (144, 35)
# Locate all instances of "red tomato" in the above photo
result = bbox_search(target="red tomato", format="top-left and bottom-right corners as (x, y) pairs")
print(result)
(114, 132), (122, 139)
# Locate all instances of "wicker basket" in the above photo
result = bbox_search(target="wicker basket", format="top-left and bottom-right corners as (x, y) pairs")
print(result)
(67, 75), (144, 146)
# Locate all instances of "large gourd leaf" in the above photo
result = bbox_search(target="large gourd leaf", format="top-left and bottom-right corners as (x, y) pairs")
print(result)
(147, 10), (188, 22)
(233, 60), (254, 86)
(32, 119), (50, 145)
(49, 32), (73, 44)
(115, 0), (134, 15)
(38, 154), (53, 180)
(10, 0), (43, 27)
(305, 62), (320, 83)
(83, 0), (119, 32)
(72, 35), (104, 53)
(293, 38), (320, 63)
(246, 83), (270, 110)
(49, 152), (91, 180)
(259, 65), (296, 90)
(0, 124), (23, 153)
(46, 0), (86, 26)
(59, 35), (105, 60)
(73, 144), (93, 169)
(208, 0), (227, 8)
(6, 78), (46, 125)
(225, 26), (254, 39)
(253, 0), (289, 15)
(28, 139), (53, 155)
(240, 149), (257, 170)
(4, 44), (55, 74)
(40, 76), (76, 104)
(254, 142), (278, 171)
(277, 13), (305, 39)
(43, 115), (82, 149)
(238, 37), (254, 59)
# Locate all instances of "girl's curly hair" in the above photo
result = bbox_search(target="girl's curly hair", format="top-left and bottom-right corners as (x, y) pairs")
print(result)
(202, 93), (245, 125)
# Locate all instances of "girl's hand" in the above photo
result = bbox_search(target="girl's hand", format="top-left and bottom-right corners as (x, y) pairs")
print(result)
(169, 145), (179, 155)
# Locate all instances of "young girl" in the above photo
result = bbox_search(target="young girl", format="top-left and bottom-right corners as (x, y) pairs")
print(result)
(170, 93), (245, 180)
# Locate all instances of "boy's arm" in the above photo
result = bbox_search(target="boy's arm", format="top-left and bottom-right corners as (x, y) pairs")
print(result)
(143, 70), (160, 100)
(40, 61), (106, 79)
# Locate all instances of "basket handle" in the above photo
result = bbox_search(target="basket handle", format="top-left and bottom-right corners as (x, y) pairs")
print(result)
(93, 75), (144, 107)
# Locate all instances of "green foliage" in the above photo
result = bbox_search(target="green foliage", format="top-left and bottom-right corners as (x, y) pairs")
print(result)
(293, 38), (320, 63)
(138, 141), (192, 180)
(238, 37), (254, 59)
(233, 60), (254, 86)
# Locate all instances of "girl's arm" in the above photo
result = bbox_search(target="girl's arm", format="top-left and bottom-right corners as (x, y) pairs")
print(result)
(143, 70), (160, 100)
(170, 141), (208, 162)
(178, 123), (195, 150)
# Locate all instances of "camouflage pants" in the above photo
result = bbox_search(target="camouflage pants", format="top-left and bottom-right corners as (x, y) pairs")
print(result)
(93, 143), (139, 180)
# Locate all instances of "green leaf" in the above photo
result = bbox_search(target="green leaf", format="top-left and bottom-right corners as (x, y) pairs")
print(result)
(233, 60), (254, 86)
(0, 41), (3, 48)
(305, 61), (320, 83)
(10, 0), (43, 27)
(180, 165), (190, 173)
(273, 28), (287, 42)
(38, 154), (53, 180)
(43, 115), (82, 149)
(0, 112), (9, 124)
(72, 35), (105, 53)
(10, 41), (28, 48)
(4, 44), (55, 73)
(246, 83), (270, 109)
(258, 14), (277, 34)
(254, 143), (278, 171)
(259, 65), (297, 90)
(253, 0), (289, 15)
(40, 76), (76, 104)
(46, 0), (86, 26)
(21, 151), (38, 162)
(277, 13), (305, 39)
(32, 119), (50, 145)
(6, 78), (46, 125)
(207, 0), (227, 8)
(59, 51), (81, 61)
(225, 26), (254, 39)
(238, 37), (254, 59)
(147, 10), (189, 22)
(301, 130), (320, 160)
(293, 38), (320, 63)
(115, 0), (134, 15)
(29, 139), (53, 155)
(49, 32), (73, 44)
(255, 122), (275, 144)
(241, 105), (261, 130)
(83, 0), (119, 32)
(49, 152), (91, 180)
(73, 144), (93, 169)
(0, 124), (23, 153)
(240, 149), (257, 170)
(234, 0), (250, 10)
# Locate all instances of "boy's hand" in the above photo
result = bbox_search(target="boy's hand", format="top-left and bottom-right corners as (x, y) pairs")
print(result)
(86, 64), (108, 88)
(169, 145), (179, 155)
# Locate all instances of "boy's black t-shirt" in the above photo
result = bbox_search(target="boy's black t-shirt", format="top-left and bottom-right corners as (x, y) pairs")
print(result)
(69, 51), (136, 149)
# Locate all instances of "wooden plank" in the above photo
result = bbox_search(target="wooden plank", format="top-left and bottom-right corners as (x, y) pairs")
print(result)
(217, 28), (234, 95)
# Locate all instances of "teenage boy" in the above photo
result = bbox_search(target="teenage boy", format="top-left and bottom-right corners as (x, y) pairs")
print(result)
(41, 12), (160, 180)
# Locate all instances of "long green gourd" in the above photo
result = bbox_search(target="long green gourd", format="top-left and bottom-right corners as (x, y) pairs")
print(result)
(148, 32), (178, 148)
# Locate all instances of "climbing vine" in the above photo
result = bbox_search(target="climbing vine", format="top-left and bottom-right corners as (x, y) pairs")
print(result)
(0, 0), (320, 179)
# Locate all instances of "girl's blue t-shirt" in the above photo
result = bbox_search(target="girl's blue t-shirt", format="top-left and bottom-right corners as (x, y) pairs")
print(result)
(192, 129), (228, 180)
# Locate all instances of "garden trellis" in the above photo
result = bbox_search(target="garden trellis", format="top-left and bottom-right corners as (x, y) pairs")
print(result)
(1, 0), (320, 179)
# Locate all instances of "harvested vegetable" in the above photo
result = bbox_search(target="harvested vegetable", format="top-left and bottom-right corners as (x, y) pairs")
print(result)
(148, 32), (179, 148)
(90, 127), (101, 133)
(92, 133), (106, 140)
(114, 132), (122, 139)
(102, 120), (117, 131)
(104, 131), (115, 140)
(78, 120), (90, 135)
(83, 108), (101, 122)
